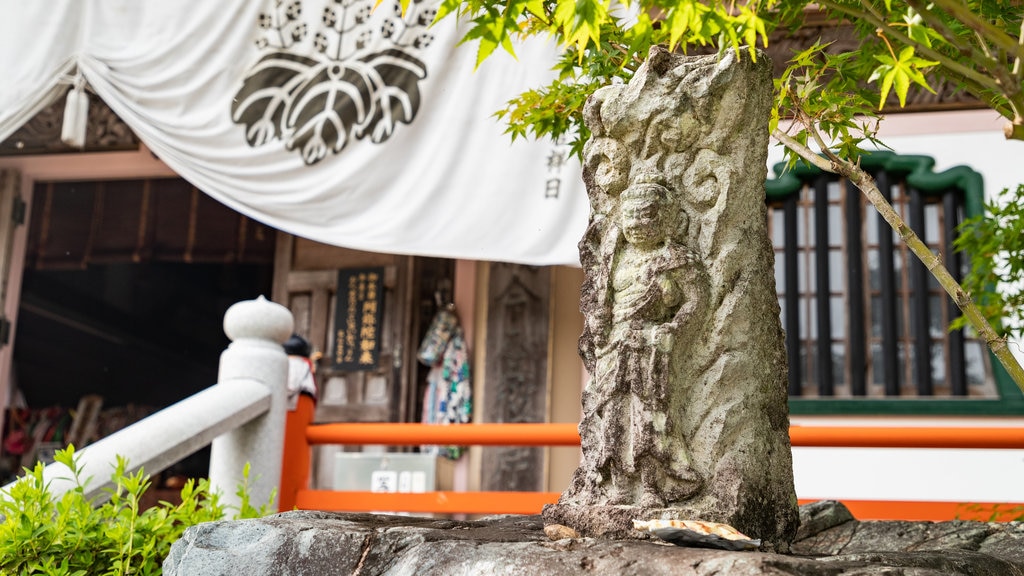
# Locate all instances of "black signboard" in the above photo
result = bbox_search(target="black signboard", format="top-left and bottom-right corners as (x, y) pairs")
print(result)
(332, 267), (384, 370)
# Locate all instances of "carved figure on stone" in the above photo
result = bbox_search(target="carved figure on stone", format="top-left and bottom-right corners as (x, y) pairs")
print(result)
(545, 46), (798, 551)
(483, 265), (550, 494)
(587, 183), (710, 507)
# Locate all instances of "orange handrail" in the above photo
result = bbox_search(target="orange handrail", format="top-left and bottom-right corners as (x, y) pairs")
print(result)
(303, 422), (1024, 449)
(305, 422), (581, 446)
(295, 489), (562, 515)
(280, 419), (1024, 515)
(279, 395), (316, 513)
(292, 491), (1024, 521)
(788, 425), (1024, 449)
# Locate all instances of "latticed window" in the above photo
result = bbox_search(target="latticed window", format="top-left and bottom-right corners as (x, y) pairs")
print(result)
(765, 153), (1022, 414)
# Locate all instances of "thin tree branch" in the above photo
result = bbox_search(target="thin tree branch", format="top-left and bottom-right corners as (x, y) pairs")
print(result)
(1015, 15), (1024, 75)
(927, 0), (1024, 58)
(823, 0), (1003, 94)
(974, 30), (995, 61)
(799, 109), (843, 164)
(771, 129), (833, 173)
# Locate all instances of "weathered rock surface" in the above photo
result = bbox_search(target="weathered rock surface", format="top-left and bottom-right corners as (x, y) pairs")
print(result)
(164, 503), (1024, 575)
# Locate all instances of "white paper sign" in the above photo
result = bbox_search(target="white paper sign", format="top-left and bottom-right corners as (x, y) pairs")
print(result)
(370, 470), (398, 493)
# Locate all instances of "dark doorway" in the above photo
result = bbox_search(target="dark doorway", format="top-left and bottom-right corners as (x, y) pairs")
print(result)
(4, 177), (275, 483)
(15, 261), (273, 408)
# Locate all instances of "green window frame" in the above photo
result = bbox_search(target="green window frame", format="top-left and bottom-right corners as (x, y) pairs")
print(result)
(765, 151), (1023, 416)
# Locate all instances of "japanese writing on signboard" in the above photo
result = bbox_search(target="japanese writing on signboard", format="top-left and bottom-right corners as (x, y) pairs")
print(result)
(544, 134), (570, 200)
(333, 267), (384, 371)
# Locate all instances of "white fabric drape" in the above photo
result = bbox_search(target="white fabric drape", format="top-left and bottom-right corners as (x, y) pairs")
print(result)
(0, 0), (588, 265)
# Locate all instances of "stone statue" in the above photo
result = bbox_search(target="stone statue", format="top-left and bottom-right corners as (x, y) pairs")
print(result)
(544, 46), (798, 551)
(588, 183), (710, 508)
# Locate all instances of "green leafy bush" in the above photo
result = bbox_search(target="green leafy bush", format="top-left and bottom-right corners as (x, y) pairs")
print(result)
(955, 184), (1024, 339)
(0, 446), (272, 575)
(957, 502), (1024, 522)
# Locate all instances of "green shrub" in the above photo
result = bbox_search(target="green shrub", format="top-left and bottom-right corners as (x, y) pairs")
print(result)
(0, 446), (272, 575)
(955, 184), (1024, 339)
(957, 502), (1024, 523)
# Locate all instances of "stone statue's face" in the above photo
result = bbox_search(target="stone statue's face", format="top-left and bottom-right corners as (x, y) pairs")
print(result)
(621, 196), (664, 247)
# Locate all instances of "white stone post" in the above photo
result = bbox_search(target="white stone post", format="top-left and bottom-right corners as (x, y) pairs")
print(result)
(209, 296), (293, 514)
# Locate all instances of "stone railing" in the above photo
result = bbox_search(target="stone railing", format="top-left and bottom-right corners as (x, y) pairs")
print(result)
(0, 296), (293, 511)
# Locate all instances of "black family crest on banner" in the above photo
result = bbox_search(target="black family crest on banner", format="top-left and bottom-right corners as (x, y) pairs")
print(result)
(333, 267), (385, 371)
(232, 0), (435, 165)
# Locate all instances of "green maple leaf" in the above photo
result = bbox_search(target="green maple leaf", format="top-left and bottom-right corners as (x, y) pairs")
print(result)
(433, 0), (462, 23)
(461, 15), (506, 67)
(667, 2), (700, 49)
(554, 0), (608, 63)
(521, 0), (547, 22)
(734, 6), (768, 58)
(868, 46), (938, 109)
(903, 7), (940, 48)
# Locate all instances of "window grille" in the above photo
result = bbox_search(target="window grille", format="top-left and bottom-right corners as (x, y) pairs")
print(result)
(765, 153), (1016, 410)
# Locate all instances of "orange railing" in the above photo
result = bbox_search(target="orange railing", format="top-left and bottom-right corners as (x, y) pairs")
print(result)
(280, 408), (1024, 521)
(279, 400), (576, 515)
(788, 425), (1024, 449)
(305, 422), (581, 446)
(794, 425), (1024, 520)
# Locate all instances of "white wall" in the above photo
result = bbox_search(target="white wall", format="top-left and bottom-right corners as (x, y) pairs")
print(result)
(791, 416), (1024, 504)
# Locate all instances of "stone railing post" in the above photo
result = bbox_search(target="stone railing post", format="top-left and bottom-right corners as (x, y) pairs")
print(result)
(208, 296), (293, 513)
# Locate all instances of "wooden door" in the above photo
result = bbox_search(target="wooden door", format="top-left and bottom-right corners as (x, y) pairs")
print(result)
(273, 233), (416, 425)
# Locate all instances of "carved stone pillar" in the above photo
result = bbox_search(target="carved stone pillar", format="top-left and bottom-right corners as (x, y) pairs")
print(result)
(482, 263), (550, 492)
(544, 47), (798, 551)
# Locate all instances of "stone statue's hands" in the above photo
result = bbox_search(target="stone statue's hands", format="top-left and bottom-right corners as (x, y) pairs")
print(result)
(648, 323), (678, 353)
(619, 327), (646, 350)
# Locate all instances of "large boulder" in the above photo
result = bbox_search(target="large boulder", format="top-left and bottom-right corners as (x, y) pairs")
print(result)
(164, 504), (1024, 575)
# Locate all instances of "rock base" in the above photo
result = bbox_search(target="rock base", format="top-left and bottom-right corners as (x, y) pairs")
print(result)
(543, 502), (795, 553)
(542, 503), (722, 540)
(163, 502), (1024, 576)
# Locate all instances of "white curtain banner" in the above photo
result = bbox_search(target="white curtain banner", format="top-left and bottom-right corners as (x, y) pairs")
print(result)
(0, 0), (588, 265)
